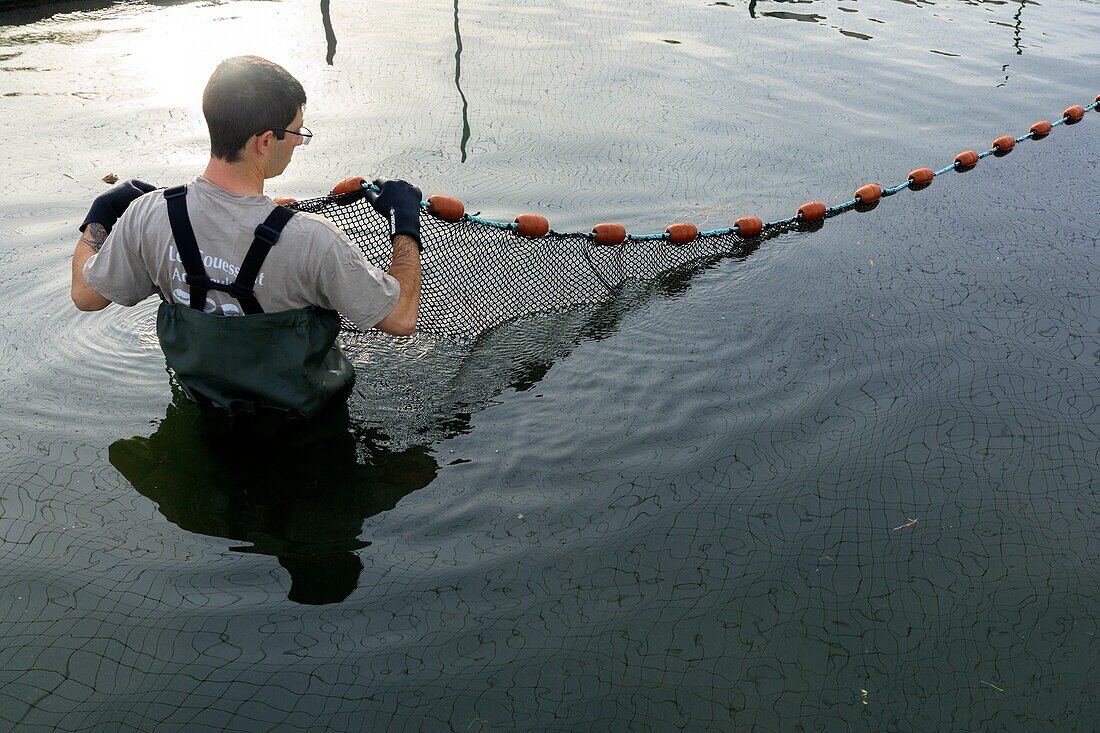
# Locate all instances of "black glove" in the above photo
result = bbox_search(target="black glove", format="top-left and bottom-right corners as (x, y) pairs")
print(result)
(364, 178), (423, 250)
(80, 179), (157, 234)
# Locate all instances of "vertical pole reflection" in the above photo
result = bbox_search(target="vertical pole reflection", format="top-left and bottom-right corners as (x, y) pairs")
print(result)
(1012, 0), (1028, 55)
(321, 0), (337, 65)
(998, 0), (1029, 87)
(454, 0), (471, 162)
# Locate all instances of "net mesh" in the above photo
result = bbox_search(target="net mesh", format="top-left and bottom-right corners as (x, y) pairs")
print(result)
(292, 191), (764, 340)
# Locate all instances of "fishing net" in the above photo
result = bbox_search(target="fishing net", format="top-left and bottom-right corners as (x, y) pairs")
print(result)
(292, 191), (762, 340)
(291, 98), (1097, 340)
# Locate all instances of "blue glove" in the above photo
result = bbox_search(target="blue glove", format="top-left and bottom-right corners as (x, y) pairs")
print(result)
(80, 179), (156, 233)
(364, 178), (423, 250)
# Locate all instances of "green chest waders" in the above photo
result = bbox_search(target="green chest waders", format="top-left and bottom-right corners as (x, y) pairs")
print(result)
(156, 185), (355, 418)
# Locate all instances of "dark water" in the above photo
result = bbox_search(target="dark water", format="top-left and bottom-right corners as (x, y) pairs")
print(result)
(1, 0), (1099, 730)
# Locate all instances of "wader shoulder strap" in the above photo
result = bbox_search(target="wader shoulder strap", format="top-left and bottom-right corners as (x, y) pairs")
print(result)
(164, 186), (211, 313)
(234, 206), (296, 315)
(162, 186), (295, 315)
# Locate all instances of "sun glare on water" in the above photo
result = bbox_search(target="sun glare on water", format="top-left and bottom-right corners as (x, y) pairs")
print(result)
(102, 2), (310, 108)
(69, 1), (323, 169)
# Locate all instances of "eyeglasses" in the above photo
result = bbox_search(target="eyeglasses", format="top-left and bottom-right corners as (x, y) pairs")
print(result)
(261, 126), (313, 145)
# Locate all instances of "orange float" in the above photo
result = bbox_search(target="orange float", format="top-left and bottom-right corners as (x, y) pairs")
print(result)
(592, 223), (627, 245)
(514, 214), (549, 238)
(1063, 105), (1085, 124)
(854, 184), (882, 204)
(734, 216), (763, 237)
(954, 151), (979, 168)
(908, 167), (934, 185)
(1029, 121), (1052, 138)
(797, 201), (826, 222)
(992, 135), (1016, 153)
(665, 222), (699, 244)
(427, 195), (464, 222)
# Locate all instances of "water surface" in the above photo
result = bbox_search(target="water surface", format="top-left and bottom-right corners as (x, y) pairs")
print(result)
(1, 0), (1099, 730)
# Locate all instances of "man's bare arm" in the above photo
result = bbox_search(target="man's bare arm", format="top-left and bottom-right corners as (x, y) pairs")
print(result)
(374, 234), (421, 336)
(71, 223), (111, 311)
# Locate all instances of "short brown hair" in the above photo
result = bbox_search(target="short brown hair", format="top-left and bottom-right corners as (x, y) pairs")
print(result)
(202, 56), (306, 162)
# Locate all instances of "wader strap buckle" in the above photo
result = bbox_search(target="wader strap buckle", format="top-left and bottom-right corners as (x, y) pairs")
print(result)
(233, 205), (295, 315)
(254, 222), (282, 246)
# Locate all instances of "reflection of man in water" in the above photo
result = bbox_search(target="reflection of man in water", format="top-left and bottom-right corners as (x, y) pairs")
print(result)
(70, 55), (424, 418)
(110, 385), (438, 605)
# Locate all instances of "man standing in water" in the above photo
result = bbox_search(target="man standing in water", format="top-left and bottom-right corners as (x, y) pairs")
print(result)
(69, 55), (422, 418)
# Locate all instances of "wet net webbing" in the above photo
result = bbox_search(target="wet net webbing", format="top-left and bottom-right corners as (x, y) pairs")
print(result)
(292, 97), (1098, 340)
(292, 191), (756, 340)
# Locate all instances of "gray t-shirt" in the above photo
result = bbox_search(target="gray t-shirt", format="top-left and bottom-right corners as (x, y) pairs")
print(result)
(84, 177), (399, 330)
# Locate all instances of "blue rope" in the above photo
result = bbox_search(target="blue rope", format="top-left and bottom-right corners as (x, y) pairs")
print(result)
(934, 163), (957, 176)
(628, 233), (668, 242)
(700, 227), (734, 237)
(466, 214), (515, 230)
(827, 199), (859, 215)
(977, 149), (995, 160)
(882, 181), (909, 196)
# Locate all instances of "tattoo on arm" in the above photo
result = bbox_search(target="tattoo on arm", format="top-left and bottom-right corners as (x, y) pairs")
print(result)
(80, 223), (108, 253)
